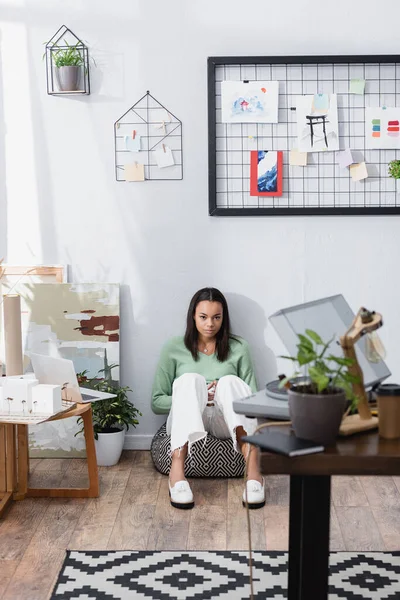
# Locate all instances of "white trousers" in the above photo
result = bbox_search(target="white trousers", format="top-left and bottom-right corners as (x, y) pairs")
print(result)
(166, 373), (258, 455)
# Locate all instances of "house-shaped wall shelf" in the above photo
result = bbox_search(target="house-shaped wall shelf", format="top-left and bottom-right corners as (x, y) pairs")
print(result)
(45, 25), (90, 96)
(114, 91), (183, 181)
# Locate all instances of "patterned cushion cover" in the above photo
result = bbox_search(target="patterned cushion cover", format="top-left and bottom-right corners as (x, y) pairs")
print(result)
(150, 423), (245, 477)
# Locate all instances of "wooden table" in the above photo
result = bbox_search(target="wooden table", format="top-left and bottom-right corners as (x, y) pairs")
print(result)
(0, 403), (99, 519)
(260, 429), (400, 600)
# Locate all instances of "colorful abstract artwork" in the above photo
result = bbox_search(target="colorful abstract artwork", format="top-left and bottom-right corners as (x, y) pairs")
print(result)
(250, 150), (283, 196)
(296, 94), (339, 152)
(221, 81), (279, 123)
(0, 283), (120, 456)
(365, 108), (400, 149)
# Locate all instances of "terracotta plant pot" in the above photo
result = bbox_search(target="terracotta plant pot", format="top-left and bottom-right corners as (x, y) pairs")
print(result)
(288, 387), (346, 445)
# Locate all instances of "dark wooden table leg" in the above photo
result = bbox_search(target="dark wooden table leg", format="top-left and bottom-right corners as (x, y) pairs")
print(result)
(288, 475), (331, 600)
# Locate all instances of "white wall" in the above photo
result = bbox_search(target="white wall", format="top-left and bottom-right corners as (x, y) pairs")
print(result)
(1, 0), (400, 449)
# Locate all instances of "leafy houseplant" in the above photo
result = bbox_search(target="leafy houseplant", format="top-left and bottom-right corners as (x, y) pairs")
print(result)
(280, 329), (358, 445)
(76, 366), (142, 466)
(388, 159), (400, 180)
(47, 40), (86, 92)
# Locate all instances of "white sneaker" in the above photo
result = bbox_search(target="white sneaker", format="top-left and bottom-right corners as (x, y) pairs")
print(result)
(242, 477), (265, 509)
(169, 479), (194, 509)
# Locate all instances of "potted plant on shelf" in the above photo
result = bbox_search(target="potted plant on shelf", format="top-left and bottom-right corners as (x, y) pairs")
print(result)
(48, 40), (86, 92)
(280, 329), (359, 445)
(76, 366), (142, 466)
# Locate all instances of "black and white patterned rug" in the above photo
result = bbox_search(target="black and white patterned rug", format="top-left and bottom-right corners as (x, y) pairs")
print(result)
(51, 550), (400, 599)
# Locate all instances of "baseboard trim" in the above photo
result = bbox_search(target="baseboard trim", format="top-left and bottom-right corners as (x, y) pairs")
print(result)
(124, 434), (153, 450)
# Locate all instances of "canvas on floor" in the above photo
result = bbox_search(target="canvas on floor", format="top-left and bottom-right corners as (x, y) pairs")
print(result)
(0, 282), (120, 456)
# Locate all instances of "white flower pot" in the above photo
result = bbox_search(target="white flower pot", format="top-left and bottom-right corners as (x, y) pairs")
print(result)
(95, 428), (125, 466)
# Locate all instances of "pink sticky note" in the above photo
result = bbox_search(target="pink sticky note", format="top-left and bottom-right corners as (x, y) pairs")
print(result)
(337, 149), (353, 169)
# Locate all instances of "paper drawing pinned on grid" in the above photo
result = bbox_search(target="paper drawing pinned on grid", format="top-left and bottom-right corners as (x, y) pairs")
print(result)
(125, 132), (141, 152)
(296, 94), (339, 153)
(114, 91), (183, 181)
(365, 107), (400, 149)
(221, 80), (279, 123)
(125, 162), (145, 182)
(250, 150), (283, 196)
(153, 145), (175, 169)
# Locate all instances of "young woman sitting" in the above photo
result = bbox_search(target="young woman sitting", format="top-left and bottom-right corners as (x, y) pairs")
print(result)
(152, 287), (264, 510)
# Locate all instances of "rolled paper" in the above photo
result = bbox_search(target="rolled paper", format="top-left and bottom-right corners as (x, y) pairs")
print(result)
(3, 295), (23, 376)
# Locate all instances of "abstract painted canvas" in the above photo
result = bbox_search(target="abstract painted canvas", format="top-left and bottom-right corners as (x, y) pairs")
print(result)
(0, 283), (120, 456)
(365, 107), (400, 149)
(221, 81), (279, 123)
(250, 150), (283, 196)
(296, 94), (339, 152)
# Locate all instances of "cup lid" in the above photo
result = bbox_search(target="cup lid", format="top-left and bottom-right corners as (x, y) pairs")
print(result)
(376, 383), (400, 396)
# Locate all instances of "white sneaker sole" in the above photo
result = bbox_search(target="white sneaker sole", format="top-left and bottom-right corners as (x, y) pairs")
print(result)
(169, 491), (195, 510)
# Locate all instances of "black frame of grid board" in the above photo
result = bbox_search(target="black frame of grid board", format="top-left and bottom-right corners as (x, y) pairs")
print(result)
(208, 54), (400, 216)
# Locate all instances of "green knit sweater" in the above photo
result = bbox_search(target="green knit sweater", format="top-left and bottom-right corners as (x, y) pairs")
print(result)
(151, 336), (257, 415)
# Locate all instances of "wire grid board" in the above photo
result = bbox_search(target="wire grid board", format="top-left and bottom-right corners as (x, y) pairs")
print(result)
(114, 91), (183, 181)
(208, 55), (400, 216)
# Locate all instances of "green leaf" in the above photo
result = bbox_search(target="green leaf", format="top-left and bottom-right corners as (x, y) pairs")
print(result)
(328, 356), (354, 367)
(297, 349), (316, 365)
(308, 367), (330, 393)
(297, 334), (313, 350)
(278, 377), (290, 389)
(305, 329), (324, 345)
(279, 355), (297, 361)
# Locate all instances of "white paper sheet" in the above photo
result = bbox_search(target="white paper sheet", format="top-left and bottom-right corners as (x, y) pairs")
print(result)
(365, 107), (400, 149)
(153, 145), (175, 169)
(296, 94), (339, 153)
(221, 80), (279, 123)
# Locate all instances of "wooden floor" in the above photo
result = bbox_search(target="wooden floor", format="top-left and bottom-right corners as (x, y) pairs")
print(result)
(0, 450), (399, 600)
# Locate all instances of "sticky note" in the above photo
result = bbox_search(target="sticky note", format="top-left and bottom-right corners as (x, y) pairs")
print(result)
(337, 149), (353, 168)
(153, 146), (175, 169)
(350, 162), (368, 181)
(124, 163), (145, 182)
(350, 79), (366, 94)
(125, 134), (141, 152)
(313, 93), (329, 111)
(289, 148), (307, 166)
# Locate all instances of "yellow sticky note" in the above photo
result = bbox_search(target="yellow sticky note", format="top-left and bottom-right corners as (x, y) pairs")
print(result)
(350, 79), (366, 94)
(125, 163), (145, 182)
(350, 162), (368, 181)
(289, 148), (308, 166)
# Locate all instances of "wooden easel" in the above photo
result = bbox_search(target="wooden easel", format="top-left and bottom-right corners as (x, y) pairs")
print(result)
(339, 307), (382, 436)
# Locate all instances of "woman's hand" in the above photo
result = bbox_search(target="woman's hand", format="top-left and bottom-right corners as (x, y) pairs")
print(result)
(207, 380), (217, 405)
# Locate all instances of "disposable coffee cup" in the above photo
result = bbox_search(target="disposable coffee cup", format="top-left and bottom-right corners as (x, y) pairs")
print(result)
(376, 384), (400, 440)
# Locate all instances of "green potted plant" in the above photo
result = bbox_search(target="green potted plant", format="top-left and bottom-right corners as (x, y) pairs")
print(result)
(280, 329), (358, 445)
(388, 159), (400, 180)
(76, 366), (142, 466)
(48, 40), (85, 92)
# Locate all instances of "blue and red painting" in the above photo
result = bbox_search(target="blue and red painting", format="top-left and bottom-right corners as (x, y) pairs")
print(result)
(250, 150), (283, 197)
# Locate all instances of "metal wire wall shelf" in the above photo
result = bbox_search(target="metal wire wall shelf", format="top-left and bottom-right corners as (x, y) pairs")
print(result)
(45, 25), (90, 96)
